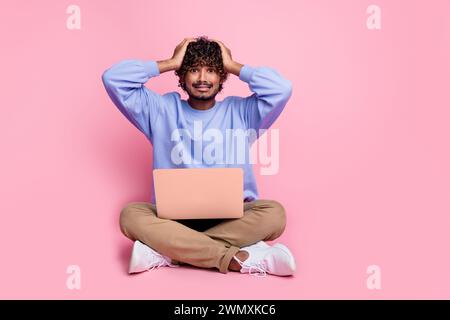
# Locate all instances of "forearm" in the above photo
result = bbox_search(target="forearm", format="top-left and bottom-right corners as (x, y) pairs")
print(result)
(157, 59), (178, 73)
(228, 61), (244, 77)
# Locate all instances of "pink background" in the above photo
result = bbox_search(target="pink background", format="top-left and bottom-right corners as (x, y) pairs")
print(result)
(1, 0), (449, 299)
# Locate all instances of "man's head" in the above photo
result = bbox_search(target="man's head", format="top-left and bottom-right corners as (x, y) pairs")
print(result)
(175, 36), (229, 101)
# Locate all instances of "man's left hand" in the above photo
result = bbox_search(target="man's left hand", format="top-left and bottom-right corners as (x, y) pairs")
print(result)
(213, 39), (243, 76)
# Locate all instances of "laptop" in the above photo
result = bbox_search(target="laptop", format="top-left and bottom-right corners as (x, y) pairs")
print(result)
(153, 167), (244, 220)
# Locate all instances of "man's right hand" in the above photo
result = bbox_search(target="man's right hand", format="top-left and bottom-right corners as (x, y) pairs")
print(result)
(170, 38), (196, 70)
(157, 38), (196, 74)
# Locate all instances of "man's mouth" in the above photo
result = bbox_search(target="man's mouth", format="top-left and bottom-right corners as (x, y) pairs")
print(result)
(194, 85), (211, 92)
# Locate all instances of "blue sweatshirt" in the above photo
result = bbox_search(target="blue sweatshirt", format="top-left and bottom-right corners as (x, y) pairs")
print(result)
(102, 59), (292, 204)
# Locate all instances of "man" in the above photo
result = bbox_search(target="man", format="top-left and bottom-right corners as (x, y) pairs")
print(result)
(102, 36), (296, 276)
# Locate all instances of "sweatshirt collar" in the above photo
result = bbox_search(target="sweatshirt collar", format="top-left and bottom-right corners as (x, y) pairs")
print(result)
(182, 99), (220, 116)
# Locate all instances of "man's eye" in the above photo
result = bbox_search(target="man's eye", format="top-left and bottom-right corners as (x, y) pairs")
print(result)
(191, 69), (197, 72)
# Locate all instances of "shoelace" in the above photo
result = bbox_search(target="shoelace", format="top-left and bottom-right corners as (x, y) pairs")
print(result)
(248, 264), (267, 277)
(148, 255), (180, 271)
(233, 256), (267, 277)
(148, 260), (170, 271)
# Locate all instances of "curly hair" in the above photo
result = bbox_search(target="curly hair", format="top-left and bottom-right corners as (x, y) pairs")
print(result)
(175, 36), (229, 92)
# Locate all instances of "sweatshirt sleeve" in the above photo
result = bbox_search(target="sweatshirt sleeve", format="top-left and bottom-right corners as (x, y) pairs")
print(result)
(238, 65), (293, 133)
(101, 59), (164, 140)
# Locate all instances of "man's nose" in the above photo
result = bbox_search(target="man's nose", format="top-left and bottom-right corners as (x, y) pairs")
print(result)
(199, 69), (207, 81)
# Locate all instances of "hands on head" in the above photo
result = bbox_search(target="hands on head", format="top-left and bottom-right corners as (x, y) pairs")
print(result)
(168, 37), (239, 75)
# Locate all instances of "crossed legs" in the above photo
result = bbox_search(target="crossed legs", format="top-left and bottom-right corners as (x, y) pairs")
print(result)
(119, 199), (286, 273)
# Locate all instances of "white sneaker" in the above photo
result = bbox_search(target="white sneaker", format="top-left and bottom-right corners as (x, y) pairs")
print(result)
(128, 240), (177, 274)
(233, 241), (296, 277)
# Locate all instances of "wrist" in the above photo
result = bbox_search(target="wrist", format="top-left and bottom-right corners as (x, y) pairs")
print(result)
(157, 59), (177, 73)
(227, 61), (243, 77)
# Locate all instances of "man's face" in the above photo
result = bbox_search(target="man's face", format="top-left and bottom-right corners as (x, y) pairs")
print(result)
(183, 64), (222, 101)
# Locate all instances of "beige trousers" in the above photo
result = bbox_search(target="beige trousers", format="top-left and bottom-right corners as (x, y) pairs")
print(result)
(119, 199), (286, 273)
